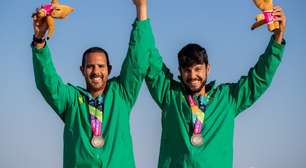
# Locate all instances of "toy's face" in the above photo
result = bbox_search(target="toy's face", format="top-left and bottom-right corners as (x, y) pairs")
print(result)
(253, 0), (273, 10)
(51, 4), (74, 19)
(264, 0), (272, 3)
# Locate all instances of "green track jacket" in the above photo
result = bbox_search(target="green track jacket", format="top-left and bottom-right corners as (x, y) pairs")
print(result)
(145, 37), (285, 168)
(32, 19), (154, 168)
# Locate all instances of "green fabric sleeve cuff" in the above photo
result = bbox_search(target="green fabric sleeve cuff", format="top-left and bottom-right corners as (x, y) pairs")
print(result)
(133, 18), (151, 29)
(267, 35), (286, 58)
(270, 35), (286, 50)
(31, 41), (50, 55)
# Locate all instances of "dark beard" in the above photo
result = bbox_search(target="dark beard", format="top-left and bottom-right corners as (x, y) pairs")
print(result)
(184, 79), (207, 95)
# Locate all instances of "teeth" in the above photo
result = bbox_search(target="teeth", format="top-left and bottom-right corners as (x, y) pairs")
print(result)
(92, 77), (101, 82)
(191, 81), (200, 84)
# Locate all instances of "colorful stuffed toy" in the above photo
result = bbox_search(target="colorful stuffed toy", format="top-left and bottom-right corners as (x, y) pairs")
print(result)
(251, 0), (279, 31)
(32, 0), (74, 39)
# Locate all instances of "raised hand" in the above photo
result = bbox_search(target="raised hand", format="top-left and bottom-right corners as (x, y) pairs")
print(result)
(32, 8), (50, 48)
(32, 8), (49, 39)
(132, 0), (148, 20)
(132, 0), (147, 8)
(272, 6), (286, 43)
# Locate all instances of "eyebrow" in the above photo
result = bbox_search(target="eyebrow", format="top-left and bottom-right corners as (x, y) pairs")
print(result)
(86, 63), (106, 66)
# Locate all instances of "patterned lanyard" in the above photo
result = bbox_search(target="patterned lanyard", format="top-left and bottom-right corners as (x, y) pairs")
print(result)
(87, 96), (105, 148)
(87, 96), (104, 137)
(187, 95), (209, 146)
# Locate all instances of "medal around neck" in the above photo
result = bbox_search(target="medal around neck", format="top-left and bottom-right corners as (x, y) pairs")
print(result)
(187, 95), (206, 147)
(91, 135), (104, 148)
(191, 134), (204, 146)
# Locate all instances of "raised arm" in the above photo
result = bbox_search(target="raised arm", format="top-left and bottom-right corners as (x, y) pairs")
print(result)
(145, 49), (175, 109)
(118, 0), (155, 107)
(143, 13), (174, 108)
(230, 6), (286, 116)
(141, 4), (175, 109)
(32, 11), (75, 120)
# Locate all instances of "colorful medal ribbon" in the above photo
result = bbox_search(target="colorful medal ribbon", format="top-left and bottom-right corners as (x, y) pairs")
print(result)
(188, 96), (204, 135)
(88, 97), (104, 137)
(187, 95), (209, 135)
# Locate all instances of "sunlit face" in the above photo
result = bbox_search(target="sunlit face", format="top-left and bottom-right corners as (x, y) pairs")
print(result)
(80, 52), (110, 93)
(180, 63), (210, 94)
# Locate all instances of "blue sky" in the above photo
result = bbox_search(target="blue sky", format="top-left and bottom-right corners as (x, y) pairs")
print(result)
(1, 0), (306, 167)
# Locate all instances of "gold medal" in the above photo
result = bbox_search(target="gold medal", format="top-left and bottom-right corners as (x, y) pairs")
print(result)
(91, 136), (104, 148)
(191, 134), (204, 146)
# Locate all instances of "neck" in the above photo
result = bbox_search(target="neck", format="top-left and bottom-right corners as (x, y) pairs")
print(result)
(194, 86), (207, 96)
(91, 91), (103, 99)
(88, 87), (105, 99)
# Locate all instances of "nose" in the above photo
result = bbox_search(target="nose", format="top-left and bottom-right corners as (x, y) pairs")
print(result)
(190, 70), (197, 79)
(93, 65), (100, 74)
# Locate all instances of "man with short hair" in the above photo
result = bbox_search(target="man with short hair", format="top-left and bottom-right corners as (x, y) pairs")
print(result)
(32, 0), (152, 167)
(145, 5), (287, 168)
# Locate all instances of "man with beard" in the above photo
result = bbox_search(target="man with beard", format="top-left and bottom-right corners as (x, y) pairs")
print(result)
(145, 5), (286, 168)
(32, 0), (152, 167)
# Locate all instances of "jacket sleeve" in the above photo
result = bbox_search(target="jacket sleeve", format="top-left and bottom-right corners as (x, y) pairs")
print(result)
(145, 44), (175, 110)
(118, 19), (155, 107)
(229, 37), (286, 117)
(32, 43), (75, 120)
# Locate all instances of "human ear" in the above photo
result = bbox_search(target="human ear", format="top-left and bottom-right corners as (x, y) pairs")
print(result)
(108, 66), (112, 75)
(207, 64), (211, 75)
(80, 66), (85, 76)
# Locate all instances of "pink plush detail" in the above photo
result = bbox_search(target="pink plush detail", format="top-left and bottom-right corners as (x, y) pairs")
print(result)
(42, 4), (53, 15)
(263, 10), (275, 24)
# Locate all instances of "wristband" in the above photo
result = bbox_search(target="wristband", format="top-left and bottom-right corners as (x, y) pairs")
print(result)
(33, 35), (46, 43)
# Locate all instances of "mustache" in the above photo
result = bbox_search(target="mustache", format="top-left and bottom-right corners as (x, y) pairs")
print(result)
(185, 79), (207, 94)
(89, 74), (103, 79)
(186, 77), (203, 83)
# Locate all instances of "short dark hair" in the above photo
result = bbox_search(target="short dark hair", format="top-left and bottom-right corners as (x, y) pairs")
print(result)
(82, 47), (111, 68)
(178, 43), (209, 69)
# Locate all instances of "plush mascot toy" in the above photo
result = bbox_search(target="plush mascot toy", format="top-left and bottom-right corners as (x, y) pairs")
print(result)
(32, 0), (74, 39)
(251, 0), (279, 31)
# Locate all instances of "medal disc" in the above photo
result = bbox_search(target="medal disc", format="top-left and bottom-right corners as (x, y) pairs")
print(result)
(91, 136), (104, 148)
(191, 134), (204, 146)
